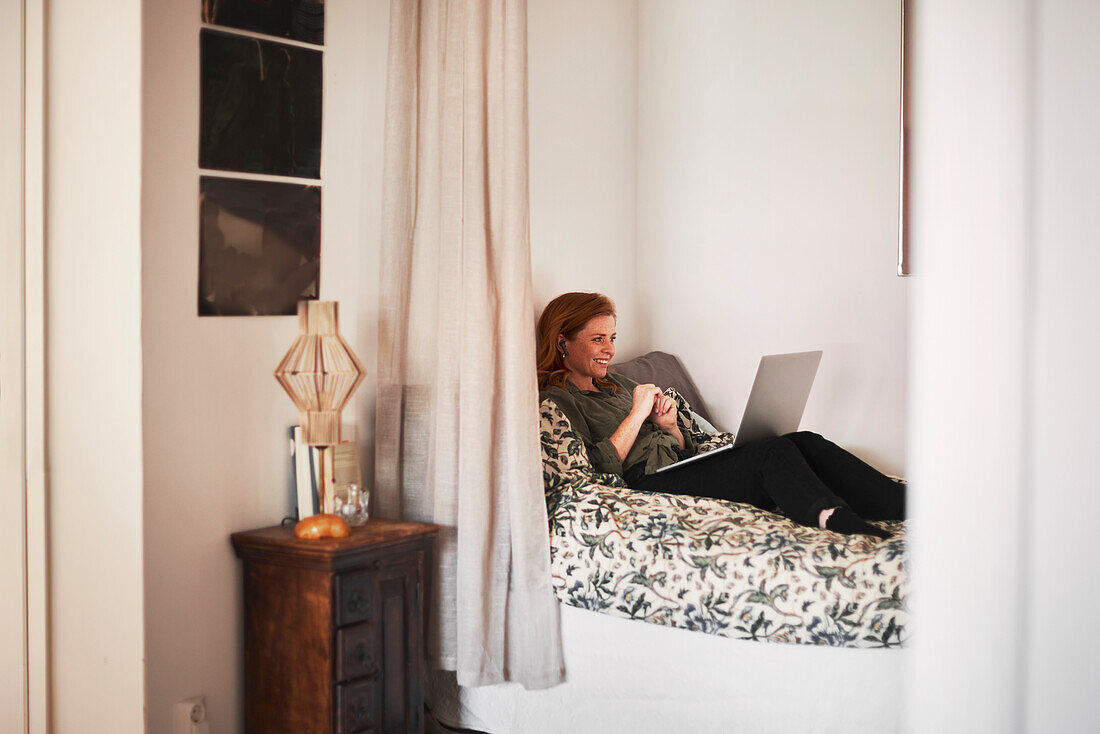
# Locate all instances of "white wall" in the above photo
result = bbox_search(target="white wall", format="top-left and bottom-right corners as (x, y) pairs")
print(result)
(528, 0), (644, 359)
(907, 1), (1100, 731)
(905, 2), (1030, 729)
(46, 0), (146, 731)
(140, 0), (389, 731)
(1024, 3), (1100, 727)
(637, 0), (907, 473)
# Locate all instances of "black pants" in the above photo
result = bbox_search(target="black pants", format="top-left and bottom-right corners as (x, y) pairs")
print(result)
(625, 432), (906, 528)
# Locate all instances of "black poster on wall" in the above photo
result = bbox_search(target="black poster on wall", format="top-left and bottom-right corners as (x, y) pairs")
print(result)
(198, 175), (321, 316)
(199, 29), (322, 179)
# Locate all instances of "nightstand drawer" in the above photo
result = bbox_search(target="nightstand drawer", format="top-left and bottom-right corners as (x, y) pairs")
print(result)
(334, 569), (375, 626)
(335, 678), (378, 733)
(336, 621), (377, 682)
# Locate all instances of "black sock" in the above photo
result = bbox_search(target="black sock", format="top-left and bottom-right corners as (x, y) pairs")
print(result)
(825, 507), (892, 540)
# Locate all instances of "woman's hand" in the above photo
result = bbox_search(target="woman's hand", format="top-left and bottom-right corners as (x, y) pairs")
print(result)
(650, 393), (677, 431)
(650, 392), (687, 449)
(608, 384), (663, 463)
(629, 383), (662, 419)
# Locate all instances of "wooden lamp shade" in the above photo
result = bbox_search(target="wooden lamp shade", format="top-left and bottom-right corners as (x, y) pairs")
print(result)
(275, 301), (367, 446)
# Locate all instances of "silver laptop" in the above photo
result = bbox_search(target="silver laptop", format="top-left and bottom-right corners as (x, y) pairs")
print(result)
(655, 350), (823, 473)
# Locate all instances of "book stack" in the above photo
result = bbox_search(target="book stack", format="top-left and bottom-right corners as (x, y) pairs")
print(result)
(291, 424), (361, 520)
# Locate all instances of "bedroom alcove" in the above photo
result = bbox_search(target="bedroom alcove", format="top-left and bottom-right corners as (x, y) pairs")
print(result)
(425, 1), (911, 731)
(511, 1), (1100, 733)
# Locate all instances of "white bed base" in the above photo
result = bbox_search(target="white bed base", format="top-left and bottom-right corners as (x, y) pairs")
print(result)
(426, 603), (905, 734)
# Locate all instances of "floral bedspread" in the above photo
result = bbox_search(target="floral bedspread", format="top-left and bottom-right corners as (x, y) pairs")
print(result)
(539, 393), (909, 648)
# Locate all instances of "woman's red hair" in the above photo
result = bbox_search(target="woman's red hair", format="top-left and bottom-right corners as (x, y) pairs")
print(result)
(536, 292), (618, 392)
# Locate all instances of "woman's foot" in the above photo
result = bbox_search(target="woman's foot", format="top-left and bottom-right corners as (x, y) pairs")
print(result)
(819, 506), (891, 540)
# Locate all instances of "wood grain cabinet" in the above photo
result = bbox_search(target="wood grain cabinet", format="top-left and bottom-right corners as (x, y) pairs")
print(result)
(231, 519), (438, 734)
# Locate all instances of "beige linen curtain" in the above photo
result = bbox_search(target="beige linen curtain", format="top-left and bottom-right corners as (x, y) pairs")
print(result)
(375, 0), (564, 688)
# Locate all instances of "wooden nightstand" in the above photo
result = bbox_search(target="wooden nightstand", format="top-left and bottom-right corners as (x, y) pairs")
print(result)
(231, 519), (438, 734)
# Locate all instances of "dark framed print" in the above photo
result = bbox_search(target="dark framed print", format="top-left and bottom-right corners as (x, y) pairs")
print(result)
(199, 176), (321, 316)
(200, 29), (322, 178)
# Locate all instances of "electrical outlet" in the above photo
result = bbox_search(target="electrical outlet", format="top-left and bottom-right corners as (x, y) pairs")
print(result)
(173, 695), (207, 734)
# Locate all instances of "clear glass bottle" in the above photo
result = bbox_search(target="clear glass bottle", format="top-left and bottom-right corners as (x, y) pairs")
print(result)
(336, 482), (370, 526)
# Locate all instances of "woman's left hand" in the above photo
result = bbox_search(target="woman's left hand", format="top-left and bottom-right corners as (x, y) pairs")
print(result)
(650, 392), (687, 449)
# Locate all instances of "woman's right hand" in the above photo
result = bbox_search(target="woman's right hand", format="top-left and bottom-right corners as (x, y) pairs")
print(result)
(608, 383), (664, 463)
(630, 383), (662, 418)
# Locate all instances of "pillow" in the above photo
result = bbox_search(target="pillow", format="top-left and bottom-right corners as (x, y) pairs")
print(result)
(538, 397), (627, 500)
(690, 409), (718, 435)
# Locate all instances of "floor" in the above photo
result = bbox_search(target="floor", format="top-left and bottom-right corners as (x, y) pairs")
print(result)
(426, 706), (490, 734)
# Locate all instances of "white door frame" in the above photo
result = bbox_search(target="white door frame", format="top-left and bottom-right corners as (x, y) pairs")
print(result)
(25, 0), (48, 728)
(0, 0), (27, 723)
(1, 0), (48, 732)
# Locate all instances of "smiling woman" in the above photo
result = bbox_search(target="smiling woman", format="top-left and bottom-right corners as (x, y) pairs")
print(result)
(560, 313), (617, 389)
(536, 291), (905, 538)
(535, 291), (619, 393)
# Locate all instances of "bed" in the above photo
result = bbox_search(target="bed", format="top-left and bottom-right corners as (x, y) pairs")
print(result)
(427, 352), (908, 733)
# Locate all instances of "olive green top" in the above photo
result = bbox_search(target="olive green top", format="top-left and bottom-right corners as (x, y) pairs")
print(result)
(540, 373), (696, 477)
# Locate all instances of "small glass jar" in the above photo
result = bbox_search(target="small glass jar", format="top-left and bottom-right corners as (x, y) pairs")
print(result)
(335, 482), (370, 527)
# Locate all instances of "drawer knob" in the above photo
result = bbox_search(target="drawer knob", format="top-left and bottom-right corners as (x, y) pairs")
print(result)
(351, 698), (370, 723)
(346, 591), (368, 615)
(353, 642), (368, 665)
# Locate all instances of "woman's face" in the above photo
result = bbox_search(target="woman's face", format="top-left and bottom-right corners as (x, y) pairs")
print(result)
(560, 314), (616, 388)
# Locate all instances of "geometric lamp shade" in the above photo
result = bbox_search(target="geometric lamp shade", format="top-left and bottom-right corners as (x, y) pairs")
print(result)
(274, 300), (367, 447)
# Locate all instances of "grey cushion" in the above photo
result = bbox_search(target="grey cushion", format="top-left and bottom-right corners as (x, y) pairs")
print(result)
(610, 351), (718, 429)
